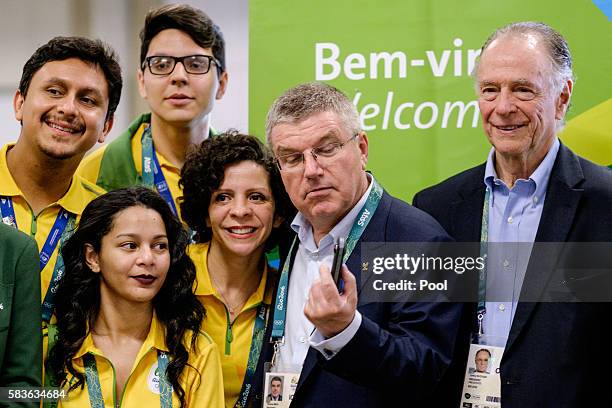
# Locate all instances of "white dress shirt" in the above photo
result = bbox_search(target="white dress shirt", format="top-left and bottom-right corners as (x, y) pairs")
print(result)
(275, 177), (373, 370)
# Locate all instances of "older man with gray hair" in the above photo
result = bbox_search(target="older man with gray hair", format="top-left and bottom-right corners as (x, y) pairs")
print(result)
(414, 22), (612, 407)
(262, 82), (462, 407)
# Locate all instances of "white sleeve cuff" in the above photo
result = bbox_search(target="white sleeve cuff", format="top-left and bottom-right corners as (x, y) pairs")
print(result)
(309, 311), (362, 360)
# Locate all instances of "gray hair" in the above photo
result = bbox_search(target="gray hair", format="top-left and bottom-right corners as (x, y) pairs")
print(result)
(475, 21), (574, 92)
(265, 82), (361, 145)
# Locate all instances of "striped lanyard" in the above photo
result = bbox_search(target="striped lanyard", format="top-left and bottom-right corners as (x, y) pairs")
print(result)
(234, 303), (268, 407)
(141, 125), (179, 216)
(0, 197), (75, 321)
(476, 188), (491, 336)
(83, 350), (172, 408)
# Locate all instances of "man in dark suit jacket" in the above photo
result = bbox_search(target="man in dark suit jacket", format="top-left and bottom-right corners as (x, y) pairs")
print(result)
(413, 22), (612, 407)
(256, 81), (462, 408)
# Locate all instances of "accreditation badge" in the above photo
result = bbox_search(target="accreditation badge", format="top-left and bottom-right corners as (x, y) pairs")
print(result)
(459, 343), (504, 408)
(263, 371), (299, 408)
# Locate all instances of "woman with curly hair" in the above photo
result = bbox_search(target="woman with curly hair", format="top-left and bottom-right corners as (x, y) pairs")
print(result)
(180, 132), (293, 407)
(47, 187), (223, 408)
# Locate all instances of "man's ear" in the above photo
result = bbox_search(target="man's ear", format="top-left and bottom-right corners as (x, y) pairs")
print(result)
(99, 115), (115, 143)
(555, 79), (573, 120)
(84, 244), (101, 273)
(216, 71), (228, 100)
(357, 132), (369, 170)
(137, 68), (147, 100)
(13, 89), (24, 122)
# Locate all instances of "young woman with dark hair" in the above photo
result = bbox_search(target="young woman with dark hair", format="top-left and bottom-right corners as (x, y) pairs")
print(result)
(47, 187), (223, 408)
(180, 132), (294, 407)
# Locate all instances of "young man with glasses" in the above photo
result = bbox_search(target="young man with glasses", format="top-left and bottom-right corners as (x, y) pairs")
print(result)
(78, 3), (228, 220)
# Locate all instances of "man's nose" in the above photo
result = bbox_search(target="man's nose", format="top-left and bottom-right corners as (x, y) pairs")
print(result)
(57, 96), (78, 117)
(494, 89), (517, 115)
(302, 150), (323, 178)
(170, 60), (189, 84)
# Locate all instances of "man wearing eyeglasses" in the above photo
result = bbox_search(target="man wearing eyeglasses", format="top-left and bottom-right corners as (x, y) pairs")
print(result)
(261, 82), (462, 407)
(78, 3), (228, 220)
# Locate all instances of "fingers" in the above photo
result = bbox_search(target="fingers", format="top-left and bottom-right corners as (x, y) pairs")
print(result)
(340, 264), (357, 298)
(305, 263), (358, 338)
(318, 263), (334, 284)
(317, 263), (343, 299)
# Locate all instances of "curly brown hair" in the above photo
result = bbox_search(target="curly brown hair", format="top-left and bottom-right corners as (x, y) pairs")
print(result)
(179, 131), (295, 246)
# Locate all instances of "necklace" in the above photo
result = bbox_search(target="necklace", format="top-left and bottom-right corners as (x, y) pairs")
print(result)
(208, 271), (252, 320)
(206, 246), (264, 321)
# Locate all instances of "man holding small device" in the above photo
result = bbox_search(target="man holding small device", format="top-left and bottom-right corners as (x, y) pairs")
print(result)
(263, 82), (462, 407)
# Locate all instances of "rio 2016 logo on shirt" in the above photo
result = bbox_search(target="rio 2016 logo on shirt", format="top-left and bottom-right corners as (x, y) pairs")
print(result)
(148, 362), (161, 394)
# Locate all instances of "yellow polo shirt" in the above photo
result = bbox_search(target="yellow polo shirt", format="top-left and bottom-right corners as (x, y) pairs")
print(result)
(189, 242), (274, 408)
(58, 315), (224, 407)
(78, 123), (183, 219)
(0, 143), (104, 358)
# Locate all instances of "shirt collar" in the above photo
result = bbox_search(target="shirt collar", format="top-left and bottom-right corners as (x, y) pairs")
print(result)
(73, 312), (168, 360)
(192, 242), (273, 306)
(56, 175), (105, 215)
(483, 138), (560, 201)
(0, 144), (21, 196)
(291, 174), (373, 251)
(0, 143), (103, 215)
(132, 122), (182, 173)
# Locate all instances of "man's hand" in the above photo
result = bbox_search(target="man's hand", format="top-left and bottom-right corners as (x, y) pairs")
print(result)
(304, 263), (358, 338)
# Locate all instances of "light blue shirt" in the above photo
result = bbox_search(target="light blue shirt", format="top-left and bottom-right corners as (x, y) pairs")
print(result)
(481, 138), (560, 346)
(275, 176), (372, 369)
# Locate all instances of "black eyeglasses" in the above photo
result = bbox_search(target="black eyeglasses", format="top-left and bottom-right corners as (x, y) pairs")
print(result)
(142, 55), (220, 75)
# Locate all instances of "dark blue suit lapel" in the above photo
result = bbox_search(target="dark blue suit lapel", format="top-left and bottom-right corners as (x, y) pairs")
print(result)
(353, 192), (391, 298)
(453, 173), (486, 243)
(505, 143), (584, 354)
(451, 169), (485, 336)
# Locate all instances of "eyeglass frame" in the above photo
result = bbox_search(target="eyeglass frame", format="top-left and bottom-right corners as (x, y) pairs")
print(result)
(275, 133), (361, 171)
(141, 54), (221, 76)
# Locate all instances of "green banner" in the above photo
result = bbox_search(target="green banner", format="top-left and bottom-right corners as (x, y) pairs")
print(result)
(250, 0), (612, 200)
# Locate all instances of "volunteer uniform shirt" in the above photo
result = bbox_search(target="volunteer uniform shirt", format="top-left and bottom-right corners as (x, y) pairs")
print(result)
(78, 113), (215, 222)
(0, 143), (103, 336)
(59, 315), (224, 408)
(189, 242), (274, 408)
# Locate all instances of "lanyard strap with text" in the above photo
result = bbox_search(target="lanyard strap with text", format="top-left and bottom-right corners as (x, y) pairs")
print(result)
(476, 188), (491, 337)
(83, 350), (172, 408)
(270, 178), (384, 344)
(141, 126), (179, 216)
(0, 196), (75, 322)
(234, 303), (268, 408)
(41, 210), (76, 322)
(0, 196), (18, 228)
